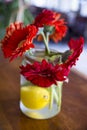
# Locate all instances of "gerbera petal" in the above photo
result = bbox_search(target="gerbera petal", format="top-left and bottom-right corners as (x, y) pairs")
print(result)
(33, 9), (55, 27)
(20, 59), (69, 87)
(50, 20), (67, 43)
(33, 9), (67, 43)
(67, 37), (84, 67)
(1, 22), (38, 60)
(55, 63), (70, 81)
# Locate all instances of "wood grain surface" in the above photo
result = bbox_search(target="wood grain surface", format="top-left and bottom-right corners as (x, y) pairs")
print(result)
(0, 49), (87, 130)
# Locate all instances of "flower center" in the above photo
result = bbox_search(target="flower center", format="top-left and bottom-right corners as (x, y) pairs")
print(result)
(18, 40), (25, 48)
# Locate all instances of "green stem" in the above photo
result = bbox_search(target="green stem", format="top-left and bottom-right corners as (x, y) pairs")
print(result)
(49, 85), (54, 109)
(52, 85), (58, 103)
(41, 32), (50, 55)
(57, 82), (63, 111)
(48, 82), (63, 111)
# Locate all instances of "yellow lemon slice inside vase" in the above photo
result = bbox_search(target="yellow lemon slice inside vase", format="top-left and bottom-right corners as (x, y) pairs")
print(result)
(21, 86), (50, 110)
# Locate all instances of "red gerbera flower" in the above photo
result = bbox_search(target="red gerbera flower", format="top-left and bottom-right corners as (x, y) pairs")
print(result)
(33, 9), (67, 42)
(1, 22), (38, 61)
(55, 63), (70, 81)
(66, 37), (84, 67)
(33, 9), (56, 27)
(50, 19), (67, 43)
(20, 59), (70, 87)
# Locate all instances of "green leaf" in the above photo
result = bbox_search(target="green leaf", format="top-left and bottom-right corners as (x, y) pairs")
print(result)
(0, 28), (5, 39)
(24, 9), (34, 25)
(62, 50), (72, 62)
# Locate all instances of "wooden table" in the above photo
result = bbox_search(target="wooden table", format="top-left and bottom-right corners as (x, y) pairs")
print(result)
(0, 50), (87, 130)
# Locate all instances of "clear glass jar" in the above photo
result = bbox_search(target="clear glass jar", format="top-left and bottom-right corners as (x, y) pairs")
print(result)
(20, 48), (63, 119)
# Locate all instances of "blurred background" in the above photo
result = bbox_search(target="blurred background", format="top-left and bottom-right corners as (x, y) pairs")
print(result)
(0, 0), (87, 78)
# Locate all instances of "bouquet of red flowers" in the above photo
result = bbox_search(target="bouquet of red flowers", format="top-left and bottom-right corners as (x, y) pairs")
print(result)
(0, 9), (84, 88)
(0, 9), (84, 119)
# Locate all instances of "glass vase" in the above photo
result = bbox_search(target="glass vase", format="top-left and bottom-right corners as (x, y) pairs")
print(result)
(20, 48), (63, 119)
